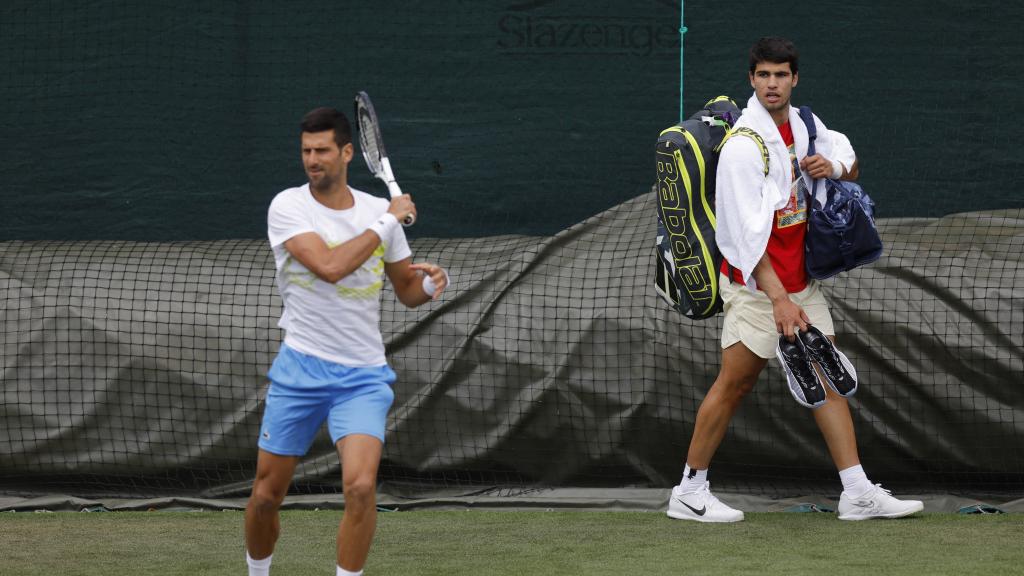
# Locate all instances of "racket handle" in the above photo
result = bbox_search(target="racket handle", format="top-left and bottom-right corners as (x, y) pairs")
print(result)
(385, 179), (403, 198)
(382, 159), (414, 226)
(385, 181), (414, 226)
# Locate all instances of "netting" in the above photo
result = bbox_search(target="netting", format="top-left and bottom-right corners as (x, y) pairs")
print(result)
(2, 0), (1024, 500)
(2, 197), (1023, 499)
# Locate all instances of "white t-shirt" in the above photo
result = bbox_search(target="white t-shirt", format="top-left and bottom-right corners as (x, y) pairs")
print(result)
(267, 184), (412, 367)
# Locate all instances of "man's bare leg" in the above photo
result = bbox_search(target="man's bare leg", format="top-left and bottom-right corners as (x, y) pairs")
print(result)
(245, 450), (299, 560)
(810, 336), (860, 470)
(811, 382), (860, 470)
(336, 434), (383, 572)
(686, 342), (769, 469)
(668, 343), (763, 522)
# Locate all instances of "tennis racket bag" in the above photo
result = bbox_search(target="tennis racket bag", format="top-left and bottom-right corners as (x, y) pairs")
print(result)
(798, 106), (883, 280)
(653, 96), (741, 320)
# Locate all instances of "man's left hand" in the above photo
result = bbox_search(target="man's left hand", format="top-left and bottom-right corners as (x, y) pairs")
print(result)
(800, 154), (842, 179)
(409, 262), (449, 300)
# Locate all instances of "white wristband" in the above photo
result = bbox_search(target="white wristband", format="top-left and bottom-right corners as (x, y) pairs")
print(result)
(368, 213), (399, 240)
(829, 159), (844, 179)
(421, 268), (449, 297)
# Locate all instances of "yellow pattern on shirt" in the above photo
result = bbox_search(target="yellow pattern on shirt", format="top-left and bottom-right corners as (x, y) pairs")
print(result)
(336, 243), (386, 300)
(283, 243), (388, 300)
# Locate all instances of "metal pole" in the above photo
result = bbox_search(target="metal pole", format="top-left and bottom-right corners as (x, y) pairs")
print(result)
(679, 0), (688, 123)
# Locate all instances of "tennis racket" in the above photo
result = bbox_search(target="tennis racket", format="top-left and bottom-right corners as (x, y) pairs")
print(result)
(354, 91), (414, 226)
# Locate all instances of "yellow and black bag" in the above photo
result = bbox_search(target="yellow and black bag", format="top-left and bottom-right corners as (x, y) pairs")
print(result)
(653, 96), (767, 320)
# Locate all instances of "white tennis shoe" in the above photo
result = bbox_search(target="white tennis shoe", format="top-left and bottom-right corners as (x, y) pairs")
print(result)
(667, 482), (744, 523)
(837, 484), (924, 520)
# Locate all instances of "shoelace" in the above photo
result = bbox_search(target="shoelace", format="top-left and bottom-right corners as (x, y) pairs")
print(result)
(853, 483), (890, 503)
(802, 332), (852, 383)
(788, 358), (819, 387)
(699, 482), (723, 506)
(816, 351), (848, 381)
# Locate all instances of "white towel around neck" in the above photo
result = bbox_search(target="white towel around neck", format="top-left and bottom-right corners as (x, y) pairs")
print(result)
(714, 94), (856, 290)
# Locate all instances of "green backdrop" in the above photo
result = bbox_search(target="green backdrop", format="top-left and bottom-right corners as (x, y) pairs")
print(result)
(2, 0), (1022, 240)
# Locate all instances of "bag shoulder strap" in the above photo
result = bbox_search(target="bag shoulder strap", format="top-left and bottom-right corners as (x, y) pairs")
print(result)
(798, 105), (817, 157)
(798, 105), (821, 202)
(717, 127), (770, 177)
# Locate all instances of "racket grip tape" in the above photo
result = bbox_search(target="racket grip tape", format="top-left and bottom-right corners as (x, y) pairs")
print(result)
(381, 159), (414, 226)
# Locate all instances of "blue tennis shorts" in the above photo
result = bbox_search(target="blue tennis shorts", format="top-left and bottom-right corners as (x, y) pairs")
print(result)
(258, 343), (396, 456)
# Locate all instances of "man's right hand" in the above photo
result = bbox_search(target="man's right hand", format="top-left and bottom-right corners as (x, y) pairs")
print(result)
(772, 296), (810, 341)
(388, 194), (416, 224)
(752, 252), (808, 341)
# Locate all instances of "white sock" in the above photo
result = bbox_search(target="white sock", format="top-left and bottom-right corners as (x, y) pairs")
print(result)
(337, 566), (363, 576)
(678, 464), (708, 493)
(246, 552), (272, 576)
(838, 464), (873, 496)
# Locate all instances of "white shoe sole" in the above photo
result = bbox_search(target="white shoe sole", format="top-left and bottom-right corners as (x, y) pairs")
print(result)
(666, 508), (744, 523)
(837, 501), (923, 521)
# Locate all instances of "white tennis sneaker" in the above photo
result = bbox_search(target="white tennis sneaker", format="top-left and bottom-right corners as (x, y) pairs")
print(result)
(837, 484), (924, 520)
(667, 482), (744, 523)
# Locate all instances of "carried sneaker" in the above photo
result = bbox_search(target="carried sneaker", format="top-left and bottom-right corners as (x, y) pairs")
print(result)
(667, 482), (744, 523)
(799, 325), (858, 397)
(837, 484), (924, 521)
(776, 333), (827, 409)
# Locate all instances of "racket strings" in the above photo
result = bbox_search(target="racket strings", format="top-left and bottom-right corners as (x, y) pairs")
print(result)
(357, 106), (384, 175)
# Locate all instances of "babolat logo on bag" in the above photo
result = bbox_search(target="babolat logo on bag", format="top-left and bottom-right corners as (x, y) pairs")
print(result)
(653, 96), (767, 320)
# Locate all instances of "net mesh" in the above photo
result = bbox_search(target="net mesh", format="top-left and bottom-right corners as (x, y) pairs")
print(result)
(2, 198), (1023, 499)
(2, 0), (1024, 500)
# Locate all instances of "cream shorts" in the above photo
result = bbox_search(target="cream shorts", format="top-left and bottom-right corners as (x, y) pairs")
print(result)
(720, 273), (835, 359)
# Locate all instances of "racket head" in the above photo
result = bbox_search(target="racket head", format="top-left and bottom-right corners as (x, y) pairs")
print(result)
(354, 91), (386, 178)
(354, 91), (414, 226)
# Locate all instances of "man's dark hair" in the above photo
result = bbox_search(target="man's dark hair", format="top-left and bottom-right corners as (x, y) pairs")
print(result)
(300, 107), (352, 148)
(749, 37), (799, 74)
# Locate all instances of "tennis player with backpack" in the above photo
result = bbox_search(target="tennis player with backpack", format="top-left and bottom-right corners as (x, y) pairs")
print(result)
(657, 37), (922, 523)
